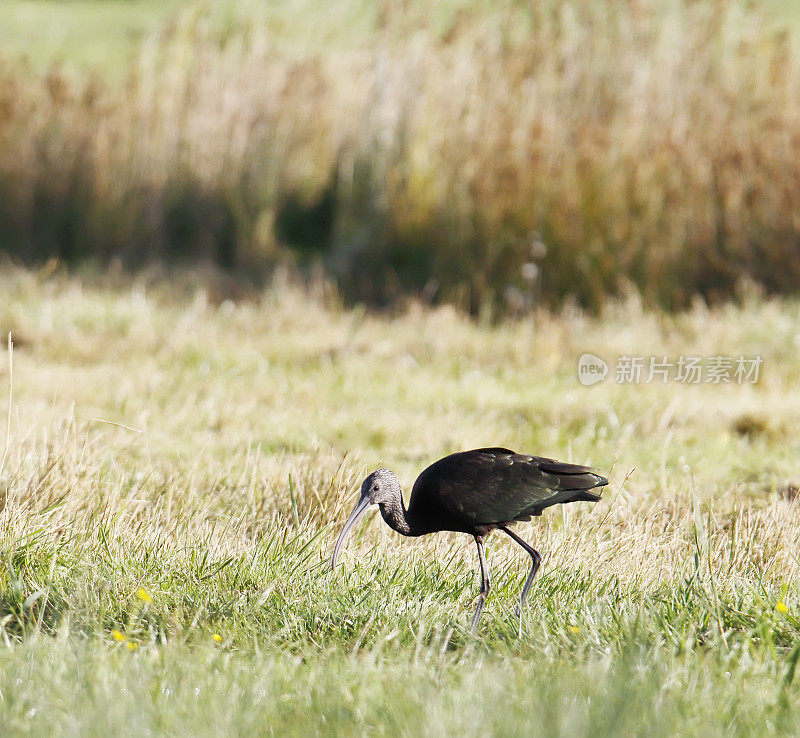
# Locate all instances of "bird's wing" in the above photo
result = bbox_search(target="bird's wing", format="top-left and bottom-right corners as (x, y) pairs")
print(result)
(410, 448), (607, 527)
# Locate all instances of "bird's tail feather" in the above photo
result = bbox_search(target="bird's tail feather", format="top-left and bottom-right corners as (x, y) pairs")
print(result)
(536, 467), (608, 514)
(534, 459), (608, 492)
(568, 489), (604, 503)
(552, 471), (608, 491)
(530, 481), (606, 515)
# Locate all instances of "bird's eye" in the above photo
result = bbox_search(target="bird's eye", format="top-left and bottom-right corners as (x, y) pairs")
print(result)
(373, 484), (380, 492)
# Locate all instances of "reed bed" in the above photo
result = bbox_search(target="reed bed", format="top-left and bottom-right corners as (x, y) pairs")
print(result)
(1, 0), (800, 312)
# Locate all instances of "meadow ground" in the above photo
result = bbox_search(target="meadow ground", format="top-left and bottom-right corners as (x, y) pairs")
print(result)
(0, 266), (799, 735)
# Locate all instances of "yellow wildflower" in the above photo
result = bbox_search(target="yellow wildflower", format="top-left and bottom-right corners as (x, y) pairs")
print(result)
(212, 633), (223, 643)
(112, 629), (126, 642)
(136, 588), (152, 603)
(777, 601), (788, 614)
(568, 626), (580, 634)
(126, 641), (138, 650)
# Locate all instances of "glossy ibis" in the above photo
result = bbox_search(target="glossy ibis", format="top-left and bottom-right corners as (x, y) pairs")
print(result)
(331, 447), (608, 630)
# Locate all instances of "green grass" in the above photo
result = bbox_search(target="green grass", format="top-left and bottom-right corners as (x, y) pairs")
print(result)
(2, 0), (798, 80)
(0, 266), (799, 734)
(0, 0), (187, 77)
(0, 0), (381, 78)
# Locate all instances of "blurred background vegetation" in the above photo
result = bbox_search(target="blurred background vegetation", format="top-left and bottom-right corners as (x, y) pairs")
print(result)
(1, 0), (800, 314)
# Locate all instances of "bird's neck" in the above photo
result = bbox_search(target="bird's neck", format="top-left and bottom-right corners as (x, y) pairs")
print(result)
(379, 495), (422, 537)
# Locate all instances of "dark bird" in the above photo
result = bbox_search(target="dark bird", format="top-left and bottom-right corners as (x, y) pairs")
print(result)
(331, 447), (608, 630)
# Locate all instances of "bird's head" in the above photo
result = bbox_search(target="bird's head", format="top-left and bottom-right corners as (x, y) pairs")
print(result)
(360, 468), (400, 505)
(331, 468), (400, 569)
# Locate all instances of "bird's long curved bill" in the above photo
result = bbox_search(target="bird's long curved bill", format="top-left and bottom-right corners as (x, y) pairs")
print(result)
(331, 494), (371, 570)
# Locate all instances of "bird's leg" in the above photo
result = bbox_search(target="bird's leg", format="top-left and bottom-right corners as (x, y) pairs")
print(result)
(500, 526), (541, 616)
(470, 535), (490, 632)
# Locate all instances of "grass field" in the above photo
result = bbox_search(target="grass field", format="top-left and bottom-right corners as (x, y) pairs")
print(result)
(0, 0), (186, 77)
(3, 1), (800, 733)
(0, 266), (799, 734)
(1, 0), (797, 77)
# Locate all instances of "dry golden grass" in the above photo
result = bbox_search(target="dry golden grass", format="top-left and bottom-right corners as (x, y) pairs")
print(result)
(1, 264), (798, 586)
(2, 0), (800, 311)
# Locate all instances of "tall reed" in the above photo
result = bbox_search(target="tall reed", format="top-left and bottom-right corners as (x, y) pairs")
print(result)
(1, 0), (799, 312)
